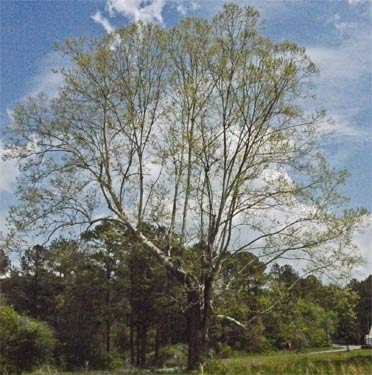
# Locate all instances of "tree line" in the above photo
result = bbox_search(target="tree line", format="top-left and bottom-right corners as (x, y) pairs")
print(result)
(1, 224), (370, 373)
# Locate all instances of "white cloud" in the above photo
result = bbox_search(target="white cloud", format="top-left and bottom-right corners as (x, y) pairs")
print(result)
(352, 215), (372, 279)
(308, 35), (369, 82)
(106, 0), (166, 24)
(348, 0), (370, 5)
(176, 3), (187, 15)
(227, 166), (371, 279)
(27, 51), (65, 99)
(320, 113), (371, 143)
(1, 52), (65, 234)
(307, 15), (371, 144)
(92, 0), (201, 29)
(0, 141), (18, 193)
(6, 108), (14, 121)
(176, 1), (200, 15)
(91, 11), (115, 33)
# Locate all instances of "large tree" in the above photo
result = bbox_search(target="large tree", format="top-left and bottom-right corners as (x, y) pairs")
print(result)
(349, 276), (372, 341)
(4, 4), (365, 368)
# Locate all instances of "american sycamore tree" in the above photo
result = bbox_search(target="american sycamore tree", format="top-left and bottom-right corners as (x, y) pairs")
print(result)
(4, 4), (365, 369)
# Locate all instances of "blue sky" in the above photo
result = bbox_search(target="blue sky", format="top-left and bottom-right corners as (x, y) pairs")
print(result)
(0, 0), (371, 276)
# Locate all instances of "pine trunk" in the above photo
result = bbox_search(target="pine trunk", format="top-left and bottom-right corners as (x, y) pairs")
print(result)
(130, 324), (135, 365)
(154, 327), (160, 364)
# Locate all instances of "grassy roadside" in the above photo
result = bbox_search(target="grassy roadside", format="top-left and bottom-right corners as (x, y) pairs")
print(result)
(209, 349), (372, 375)
(23, 349), (372, 375)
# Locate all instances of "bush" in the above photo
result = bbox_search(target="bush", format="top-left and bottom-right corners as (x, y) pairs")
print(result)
(156, 343), (187, 367)
(21, 365), (60, 375)
(204, 359), (228, 375)
(216, 343), (234, 358)
(0, 305), (56, 374)
(104, 350), (125, 370)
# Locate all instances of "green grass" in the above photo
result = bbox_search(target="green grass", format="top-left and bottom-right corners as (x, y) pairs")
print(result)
(23, 349), (372, 375)
(23, 367), (188, 375)
(207, 349), (372, 375)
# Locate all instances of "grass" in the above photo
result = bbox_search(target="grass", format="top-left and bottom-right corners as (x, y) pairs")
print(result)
(23, 368), (186, 375)
(208, 349), (372, 375)
(23, 349), (372, 375)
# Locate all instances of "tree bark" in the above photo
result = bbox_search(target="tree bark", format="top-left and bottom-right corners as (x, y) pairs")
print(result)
(140, 324), (147, 367)
(105, 319), (111, 356)
(154, 326), (160, 364)
(130, 324), (135, 365)
(136, 325), (140, 367)
(186, 288), (209, 370)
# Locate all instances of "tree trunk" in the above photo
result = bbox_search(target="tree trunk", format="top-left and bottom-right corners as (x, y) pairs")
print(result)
(130, 324), (135, 365)
(136, 325), (140, 367)
(141, 324), (148, 367)
(154, 327), (160, 364)
(165, 269), (172, 345)
(105, 319), (111, 356)
(186, 288), (209, 370)
(134, 323), (148, 368)
(105, 263), (111, 357)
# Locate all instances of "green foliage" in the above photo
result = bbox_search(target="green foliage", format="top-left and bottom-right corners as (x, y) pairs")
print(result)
(0, 227), (187, 371)
(1, 239), (366, 371)
(279, 299), (335, 350)
(214, 253), (269, 352)
(103, 350), (125, 371)
(216, 344), (234, 359)
(18, 350), (372, 374)
(349, 276), (372, 340)
(0, 248), (10, 275)
(0, 304), (56, 374)
(325, 286), (360, 344)
(156, 344), (188, 368)
(205, 358), (230, 375)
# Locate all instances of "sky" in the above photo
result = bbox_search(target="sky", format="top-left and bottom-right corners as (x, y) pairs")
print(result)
(0, 0), (371, 278)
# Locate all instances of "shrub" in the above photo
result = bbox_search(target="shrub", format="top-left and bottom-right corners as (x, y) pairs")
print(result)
(0, 304), (56, 374)
(216, 343), (234, 358)
(104, 350), (125, 370)
(204, 359), (228, 375)
(156, 343), (187, 367)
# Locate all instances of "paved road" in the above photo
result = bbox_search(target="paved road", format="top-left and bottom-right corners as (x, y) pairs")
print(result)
(309, 344), (361, 354)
